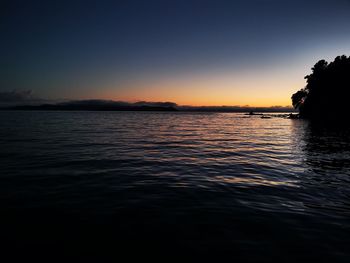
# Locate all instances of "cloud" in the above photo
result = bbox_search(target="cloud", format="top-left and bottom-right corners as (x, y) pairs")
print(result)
(0, 90), (32, 102)
(0, 90), (47, 106)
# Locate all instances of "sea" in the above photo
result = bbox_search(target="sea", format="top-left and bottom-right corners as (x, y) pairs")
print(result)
(1, 111), (349, 262)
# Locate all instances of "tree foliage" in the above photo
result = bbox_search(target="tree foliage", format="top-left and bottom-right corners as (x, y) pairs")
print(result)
(292, 55), (350, 120)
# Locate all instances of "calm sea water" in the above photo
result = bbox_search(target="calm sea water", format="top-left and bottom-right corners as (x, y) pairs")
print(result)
(1, 111), (350, 261)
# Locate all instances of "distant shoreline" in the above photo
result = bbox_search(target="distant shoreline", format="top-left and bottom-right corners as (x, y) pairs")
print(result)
(0, 99), (295, 113)
(0, 107), (296, 113)
(0, 105), (178, 112)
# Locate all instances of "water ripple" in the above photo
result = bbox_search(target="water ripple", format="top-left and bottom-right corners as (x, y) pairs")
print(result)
(1, 111), (350, 260)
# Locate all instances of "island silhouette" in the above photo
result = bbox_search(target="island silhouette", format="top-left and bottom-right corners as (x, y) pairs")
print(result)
(6, 100), (179, 112)
(292, 55), (350, 121)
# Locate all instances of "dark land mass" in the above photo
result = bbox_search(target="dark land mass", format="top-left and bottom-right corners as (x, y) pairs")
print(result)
(6, 104), (178, 112)
(0, 100), (295, 113)
(1, 100), (178, 111)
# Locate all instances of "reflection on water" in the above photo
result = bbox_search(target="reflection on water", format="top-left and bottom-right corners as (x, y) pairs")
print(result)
(0, 111), (349, 261)
(212, 175), (299, 187)
(303, 122), (350, 174)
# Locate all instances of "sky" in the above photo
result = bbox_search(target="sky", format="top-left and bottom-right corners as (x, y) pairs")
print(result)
(1, 0), (350, 106)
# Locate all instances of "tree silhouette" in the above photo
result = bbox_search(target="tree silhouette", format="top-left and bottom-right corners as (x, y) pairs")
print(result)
(292, 55), (350, 120)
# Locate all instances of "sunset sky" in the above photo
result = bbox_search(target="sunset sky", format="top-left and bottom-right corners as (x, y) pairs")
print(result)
(1, 0), (350, 106)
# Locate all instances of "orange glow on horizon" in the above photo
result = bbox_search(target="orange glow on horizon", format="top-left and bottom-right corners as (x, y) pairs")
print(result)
(85, 68), (305, 107)
(107, 95), (292, 107)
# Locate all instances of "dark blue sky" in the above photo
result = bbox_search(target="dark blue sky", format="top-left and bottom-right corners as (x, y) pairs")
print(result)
(1, 0), (350, 105)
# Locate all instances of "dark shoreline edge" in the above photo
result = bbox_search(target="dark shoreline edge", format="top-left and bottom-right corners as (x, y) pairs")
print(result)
(0, 105), (178, 112)
(0, 105), (296, 113)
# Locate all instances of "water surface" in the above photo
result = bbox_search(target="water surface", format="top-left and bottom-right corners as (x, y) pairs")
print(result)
(1, 111), (349, 261)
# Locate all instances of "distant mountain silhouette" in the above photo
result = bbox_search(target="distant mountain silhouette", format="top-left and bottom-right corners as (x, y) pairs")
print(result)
(5, 100), (178, 111)
(292, 55), (350, 121)
(0, 95), (295, 113)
